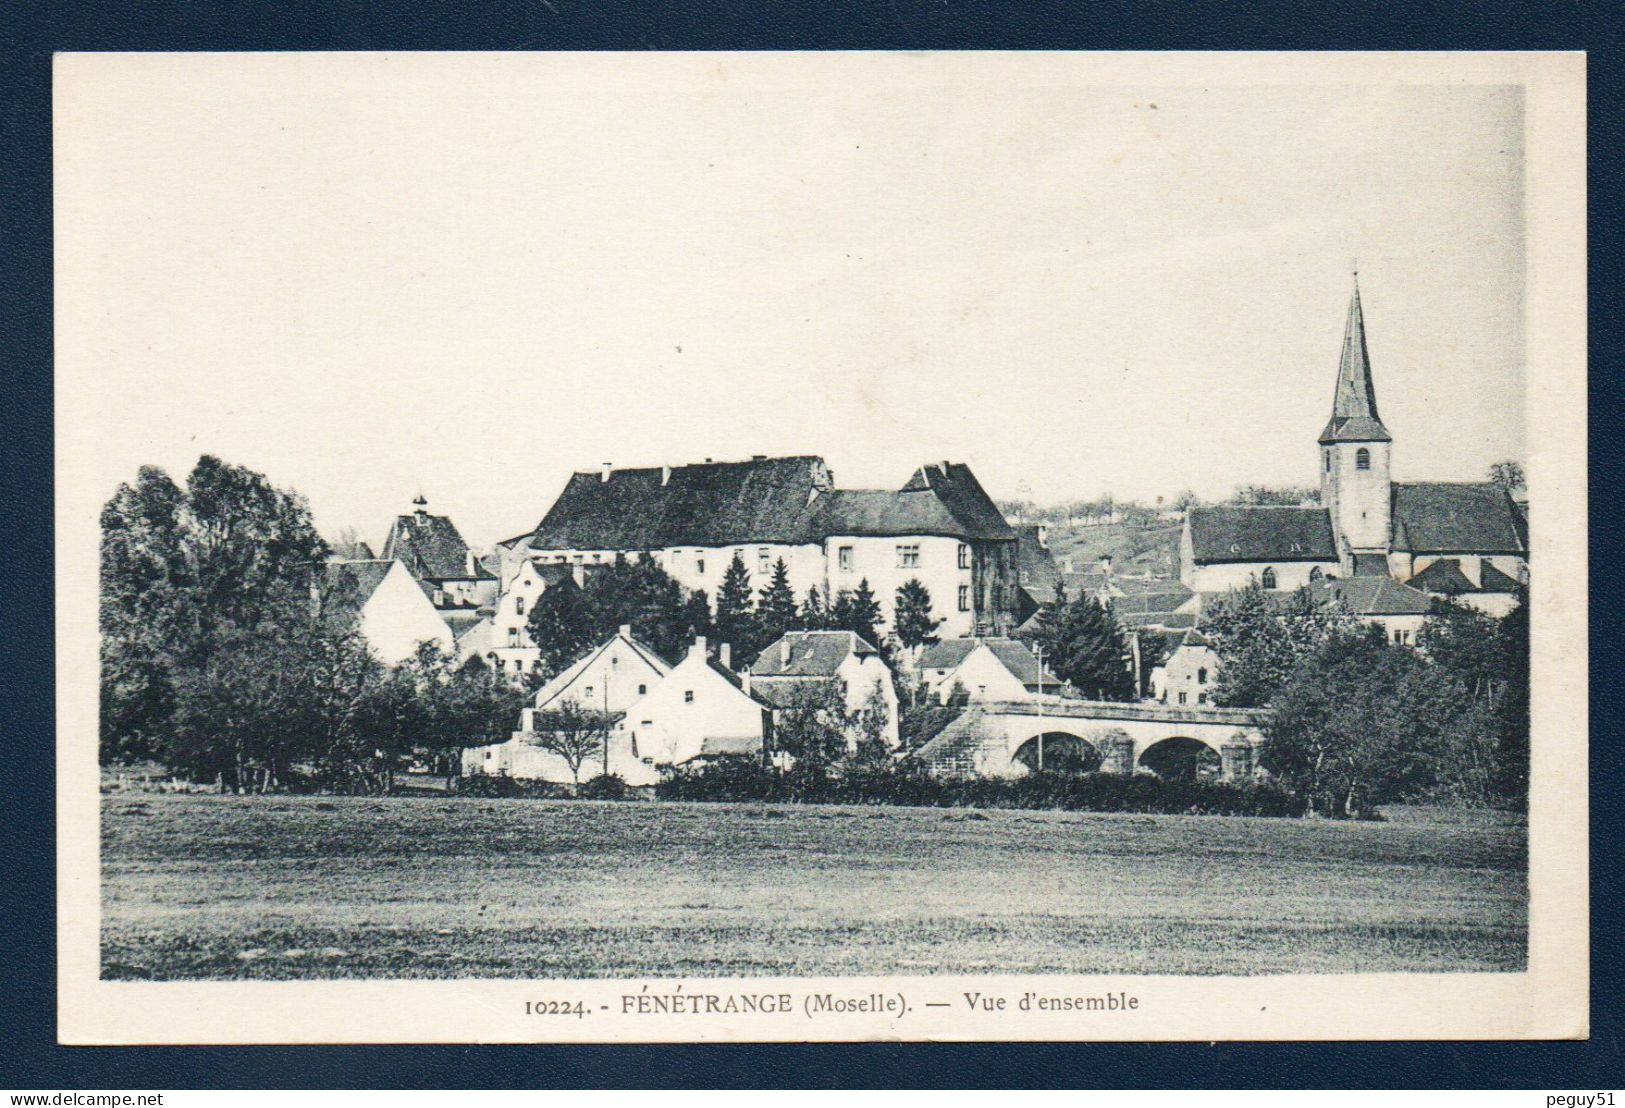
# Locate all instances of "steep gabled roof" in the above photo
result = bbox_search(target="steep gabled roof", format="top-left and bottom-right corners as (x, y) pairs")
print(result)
(1319, 277), (1392, 445)
(320, 559), (396, 616)
(383, 510), (487, 580)
(749, 630), (880, 678)
(899, 462), (1018, 541)
(1307, 575), (1434, 616)
(1390, 482), (1527, 554)
(1186, 506), (1338, 564)
(917, 637), (1059, 687)
(1406, 558), (1477, 594)
(533, 629), (672, 712)
(808, 489), (967, 539)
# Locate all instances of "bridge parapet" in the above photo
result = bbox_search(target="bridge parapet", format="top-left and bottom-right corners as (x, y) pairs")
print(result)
(982, 697), (1269, 727)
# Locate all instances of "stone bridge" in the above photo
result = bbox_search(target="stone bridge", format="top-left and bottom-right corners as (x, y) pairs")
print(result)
(912, 697), (1270, 782)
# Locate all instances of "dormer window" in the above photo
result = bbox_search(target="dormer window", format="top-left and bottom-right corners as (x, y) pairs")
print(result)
(1356, 447), (1371, 471)
(1260, 567), (1277, 590)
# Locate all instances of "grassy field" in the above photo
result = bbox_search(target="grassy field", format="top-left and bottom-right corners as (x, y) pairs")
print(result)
(101, 794), (1526, 980)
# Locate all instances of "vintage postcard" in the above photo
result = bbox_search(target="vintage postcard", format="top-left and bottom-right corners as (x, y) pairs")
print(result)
(55, 51), (1586, 1043)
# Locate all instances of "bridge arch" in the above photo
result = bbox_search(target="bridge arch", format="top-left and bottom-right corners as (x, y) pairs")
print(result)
(1137, 735), (1223, 781)
(1011, 731), (1103, 774)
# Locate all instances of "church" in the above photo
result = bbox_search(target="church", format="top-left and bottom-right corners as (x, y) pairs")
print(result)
(1180, 277), (1528, 617)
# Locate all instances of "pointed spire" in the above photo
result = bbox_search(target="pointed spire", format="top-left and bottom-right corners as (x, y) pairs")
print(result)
(1319, 272), (1391, 444)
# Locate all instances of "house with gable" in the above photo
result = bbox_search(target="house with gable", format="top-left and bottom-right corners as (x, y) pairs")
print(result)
(513, 455), (1020, 640)
(745, 630), (900, 751)
(465, 625), (671, 781)
(1180, 275), (1528, 607)
(382, 495), (499, 635)
(1148, 628), (1220, 707)
(614, 636), (772, 786)
(483, 559), (587, 684)
(917, 637), (1062, 704)
(319, 558), (455, 665)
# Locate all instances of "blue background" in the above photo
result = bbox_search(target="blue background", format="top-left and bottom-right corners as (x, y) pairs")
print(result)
(2, 0), (1618, 1089)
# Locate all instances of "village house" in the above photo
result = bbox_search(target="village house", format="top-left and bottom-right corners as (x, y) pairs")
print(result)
(381, 495), (499, 637)
(745, 630), (900, 751)
(917, 637), (1062, 704)
(1180, 278), (1528, 605)
(614, 636), (772, 787)
(482, 559), (586, 683)
(503, 455), (1020, 641)
(466, 625), (670, 781)
(1303, 575), (1436, 646)
(1148, 628), (1220, 707)
(318, 558), (455, 665)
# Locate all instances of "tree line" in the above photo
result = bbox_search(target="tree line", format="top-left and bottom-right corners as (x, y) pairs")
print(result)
(1200, 582), (1528, 813)
(100, 457), (521, 790)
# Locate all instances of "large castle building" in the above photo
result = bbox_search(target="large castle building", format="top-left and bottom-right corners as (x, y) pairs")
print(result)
(1180, 277), (1528, 617)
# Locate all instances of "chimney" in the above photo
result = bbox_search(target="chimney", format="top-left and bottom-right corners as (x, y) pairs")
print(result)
(781, 638), (792, 666)
(689, 634), (707, 661)
(661, 465), (672, 486)
(619, 623), (632, 639)
(600, 463), (613, 483)
(719, 642), (732, 669)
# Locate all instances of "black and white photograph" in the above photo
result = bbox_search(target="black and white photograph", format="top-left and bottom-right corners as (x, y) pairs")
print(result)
(53, 51), (1586, 1044)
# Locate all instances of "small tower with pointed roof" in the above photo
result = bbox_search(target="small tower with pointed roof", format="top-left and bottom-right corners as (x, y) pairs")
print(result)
(1318, 273), (1394, 575)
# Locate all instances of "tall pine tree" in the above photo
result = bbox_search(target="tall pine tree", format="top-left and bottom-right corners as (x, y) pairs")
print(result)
(714, 551), (758, 666)
(799, 586), (829, 630)
(1040, 592), (1136, 701)
(756, 557), (798, 650)
(831, 578), (884, 647)
(892, 579), (942, 649)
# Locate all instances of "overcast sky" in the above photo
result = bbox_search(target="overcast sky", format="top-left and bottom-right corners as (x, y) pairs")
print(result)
(56, 54), (1526, 551)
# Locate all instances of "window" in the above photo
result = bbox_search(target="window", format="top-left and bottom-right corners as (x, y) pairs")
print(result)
(573, 554), (584, 565)
(1198, 667), (1208, 685)
(684, 690), (694, 704)
(584, 686), (593, 698)
(958, 585), (971, 611)
(1356, 447), (1371, 470)
(515, 596), (525, 615)
(1178, 691), (1188, 705)
(1198, 692), (1208, 705)
(758, 547), (771, 574)
(838, 545), (853, 573)
(897, 544), (920, 568)
(957, 543), (970, 569)
(638, 684), (647, 696)
(696, 556), (706, 575)
(1324, 451), (1331, 473)
(1393, 628), (1412, 645)
(507, 628), (520, 647)
(1260, 567), (1277, 590)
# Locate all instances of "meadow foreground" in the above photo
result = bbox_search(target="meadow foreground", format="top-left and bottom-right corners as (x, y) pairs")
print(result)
(101, 793), (1526, 980)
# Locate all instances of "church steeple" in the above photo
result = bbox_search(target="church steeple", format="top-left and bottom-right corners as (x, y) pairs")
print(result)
(1318, 273), (1392, 445)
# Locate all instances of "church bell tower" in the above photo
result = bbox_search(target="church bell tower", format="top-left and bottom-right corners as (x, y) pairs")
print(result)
(1318, 274), (1393, 575)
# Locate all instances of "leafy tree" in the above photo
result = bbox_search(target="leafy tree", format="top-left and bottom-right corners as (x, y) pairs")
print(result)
(1420, 599), (1504, 707)
(770, 680), (854, 770)
(1229, 484), (1318, 507)
(99, 456), (328, 766)
(530, 697), (611, 785)
(525, 576), (598, 680)
(756, 558), (798, 652)
(852, 678), (894, 765)
(831, 578), (883, 647)
(892, 579), (943, 649)
(715, 552), (758, 663)
(394, 641), (526, 775)
(1493, 589), (1530, 803)
(1027, 592), (1134, 701)
(1264, 626), (1497, 814)
(1488, 460), (1526, 494)
(1202, 583), (1354, 708)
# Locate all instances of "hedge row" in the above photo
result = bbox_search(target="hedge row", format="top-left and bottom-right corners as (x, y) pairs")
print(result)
(655, 759), (1308, 818)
